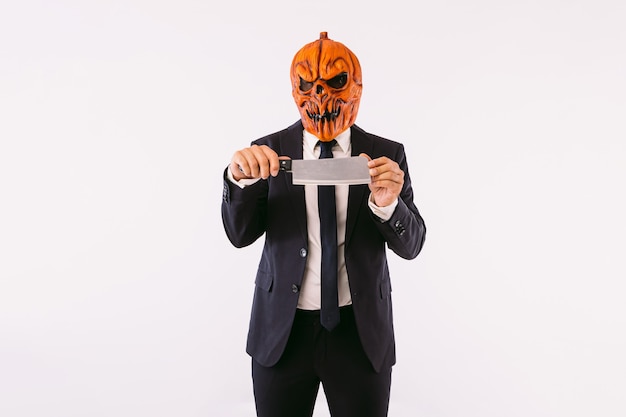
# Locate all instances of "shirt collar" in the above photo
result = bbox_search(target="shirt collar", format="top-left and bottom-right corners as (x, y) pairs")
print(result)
(303, 127), (351, 155)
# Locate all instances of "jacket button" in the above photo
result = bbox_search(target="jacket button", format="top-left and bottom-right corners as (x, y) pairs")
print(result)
(292, 284), (299, 293)
(299, 248), (307, 257)
(394, 220), (405, 235)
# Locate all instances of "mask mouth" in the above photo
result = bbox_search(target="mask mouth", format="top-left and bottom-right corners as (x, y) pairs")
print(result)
(306, 106), (340, 122)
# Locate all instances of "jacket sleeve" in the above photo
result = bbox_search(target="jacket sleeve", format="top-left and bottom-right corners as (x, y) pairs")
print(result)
(221, 168), (269, 248)
(371, 144), (426, 260)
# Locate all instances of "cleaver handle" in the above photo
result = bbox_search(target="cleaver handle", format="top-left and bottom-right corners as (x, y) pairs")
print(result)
(279, 160), (292, 171)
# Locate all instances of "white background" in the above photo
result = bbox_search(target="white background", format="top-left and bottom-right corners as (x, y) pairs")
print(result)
(1, 1), (625, 416)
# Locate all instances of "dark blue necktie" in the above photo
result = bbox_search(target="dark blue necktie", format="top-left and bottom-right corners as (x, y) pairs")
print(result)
(318, 140), (340, 331)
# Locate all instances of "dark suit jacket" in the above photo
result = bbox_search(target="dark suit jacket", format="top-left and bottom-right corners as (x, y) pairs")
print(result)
(221, 120), (426, 373)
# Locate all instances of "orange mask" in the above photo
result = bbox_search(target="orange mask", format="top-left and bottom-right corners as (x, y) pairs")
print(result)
(290, 32), (363, 142)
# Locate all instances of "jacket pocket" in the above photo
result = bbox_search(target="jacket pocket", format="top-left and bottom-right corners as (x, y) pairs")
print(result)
(379, 279), (392, 299)
(255, 271), (273, 292)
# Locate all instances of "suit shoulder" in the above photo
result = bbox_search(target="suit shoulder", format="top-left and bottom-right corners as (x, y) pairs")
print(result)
(352, 124), (406, 152)
(251, 120), (302, 147)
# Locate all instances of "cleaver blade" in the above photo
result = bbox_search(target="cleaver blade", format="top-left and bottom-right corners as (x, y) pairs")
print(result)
(279, 156), (371, 185)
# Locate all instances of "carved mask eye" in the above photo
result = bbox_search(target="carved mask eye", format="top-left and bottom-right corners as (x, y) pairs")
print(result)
(299, 77), (314, 92)
(327, 72), (347, 89)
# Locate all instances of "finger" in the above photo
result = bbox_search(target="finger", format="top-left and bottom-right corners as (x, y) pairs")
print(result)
(231, 150), (253, 179)
(369, 161), (400, 180)
(359, 153), (372, 162)
(248, 145), (273, 179)
(237, 148), (258, 178)
(367, 156), (390, 168)
(371, 175), (403, 190)
(371, 178), (403, 191)
(239, 146), (268, 179)
(367, 157), (392, 177)
(371, 165), (404, 187)
(259, 145), (281, 177)
(372, 170), (403, 182)
(230, 160), (245, 179)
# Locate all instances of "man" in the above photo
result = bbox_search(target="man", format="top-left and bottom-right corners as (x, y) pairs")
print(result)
(221, 32), (426, 417)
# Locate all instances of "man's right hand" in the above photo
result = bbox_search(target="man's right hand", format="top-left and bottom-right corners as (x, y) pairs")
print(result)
(229, 144), (281, 181)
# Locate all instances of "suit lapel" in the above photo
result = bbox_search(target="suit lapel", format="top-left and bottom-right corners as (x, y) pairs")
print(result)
(346, 125), (373, 247)
(279, 120), (305, 159)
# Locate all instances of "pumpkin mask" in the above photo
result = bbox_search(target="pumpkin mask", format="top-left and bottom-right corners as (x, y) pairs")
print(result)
(291, 32), (363, 142)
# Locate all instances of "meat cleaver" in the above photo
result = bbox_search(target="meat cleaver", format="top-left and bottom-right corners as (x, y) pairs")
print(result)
(279, 156), (371, 185)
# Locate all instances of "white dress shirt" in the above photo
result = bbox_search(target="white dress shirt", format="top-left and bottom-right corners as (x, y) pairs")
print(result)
(227, 127), (398, 310)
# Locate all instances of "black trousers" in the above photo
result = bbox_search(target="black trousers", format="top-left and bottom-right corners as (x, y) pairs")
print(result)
(252, 306), (392, 417)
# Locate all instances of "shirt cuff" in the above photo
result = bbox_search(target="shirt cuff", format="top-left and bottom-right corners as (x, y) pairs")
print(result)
(368, 194), (398, 222)
(226, 166), (261, 189)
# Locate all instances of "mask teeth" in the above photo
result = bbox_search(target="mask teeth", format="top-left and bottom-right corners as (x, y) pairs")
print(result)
(306, 107), (340, 122)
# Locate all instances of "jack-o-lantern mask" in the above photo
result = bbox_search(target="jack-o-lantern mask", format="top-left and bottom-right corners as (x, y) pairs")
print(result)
(291, 32), (362, 142)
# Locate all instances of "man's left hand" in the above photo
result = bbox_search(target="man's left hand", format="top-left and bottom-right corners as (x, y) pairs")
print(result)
(360, 154), (404, 207)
